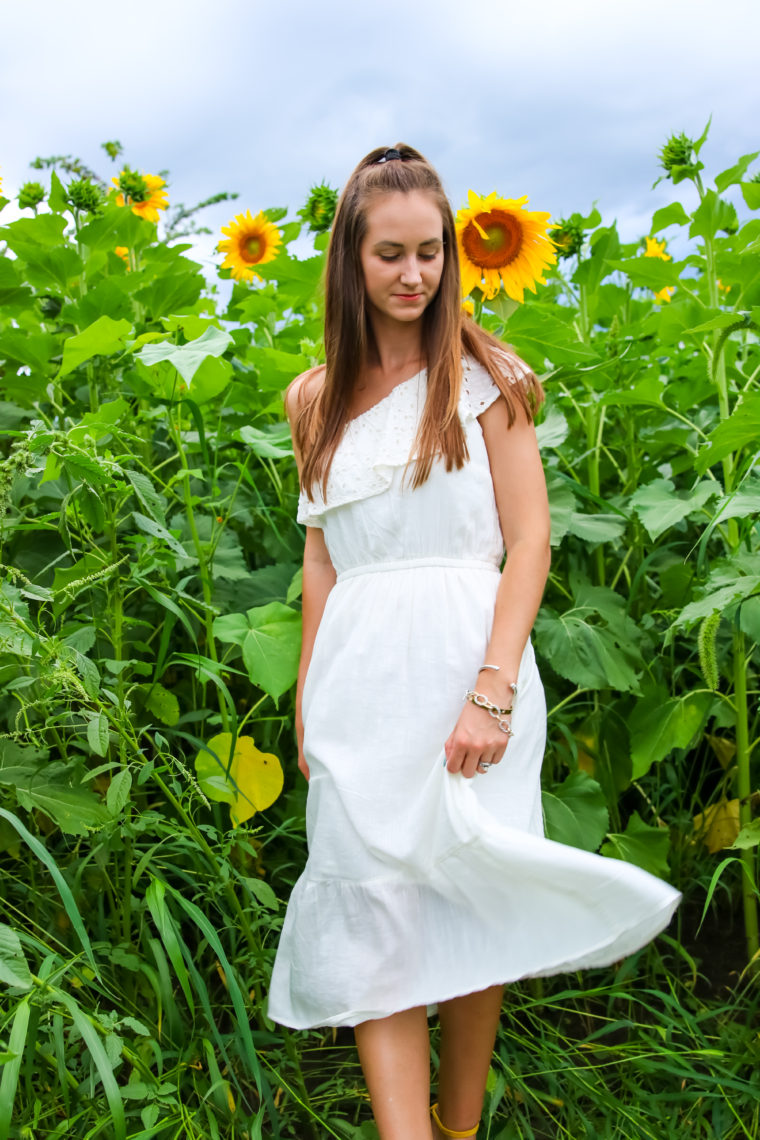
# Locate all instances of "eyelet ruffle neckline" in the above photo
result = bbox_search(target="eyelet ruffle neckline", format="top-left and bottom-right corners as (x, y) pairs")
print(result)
(296, 358), (503, 526)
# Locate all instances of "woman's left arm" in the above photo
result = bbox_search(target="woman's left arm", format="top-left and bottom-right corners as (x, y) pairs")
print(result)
(443, 395), (551, 778)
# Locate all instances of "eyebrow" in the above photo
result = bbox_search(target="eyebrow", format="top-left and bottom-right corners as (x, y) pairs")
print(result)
(373, 238), (443, 249)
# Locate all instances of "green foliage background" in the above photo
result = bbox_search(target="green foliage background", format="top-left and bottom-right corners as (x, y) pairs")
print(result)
(0, 129), (758, 1138)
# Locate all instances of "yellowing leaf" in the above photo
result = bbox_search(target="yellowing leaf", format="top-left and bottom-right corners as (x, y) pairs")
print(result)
(692, 798), (740, 853)
(194, 733), (283, 827)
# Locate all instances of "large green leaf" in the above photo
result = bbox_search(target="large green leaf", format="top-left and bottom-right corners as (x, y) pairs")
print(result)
(214, 602), (301, 701)
(58, 316), (133, 379)
(673, 573), (760, 630)
(689, 189), (739, 240)
(136, 325), (232, 387)
(650, 202), (691, 232)
(695, 393), (760, 473)
(600, 811), (672, 879)
(715, 152), (760, 192)
(630, 478), (716, 540)
(629, 690), (711, 777)
(534, 587), (643, 693)
(542, 770), (609, 852)
(605, 257), (681, 290)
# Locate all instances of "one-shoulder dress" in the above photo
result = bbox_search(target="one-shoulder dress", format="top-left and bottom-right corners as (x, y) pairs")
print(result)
(267, 357), (681, 1030)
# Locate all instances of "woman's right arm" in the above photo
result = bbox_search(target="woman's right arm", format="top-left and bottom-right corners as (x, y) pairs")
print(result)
(284, 366), (335, 780)
(295, 527), (336, 780)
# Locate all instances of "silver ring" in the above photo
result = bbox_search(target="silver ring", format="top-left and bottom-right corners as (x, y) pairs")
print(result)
(477, 761), (492, 772)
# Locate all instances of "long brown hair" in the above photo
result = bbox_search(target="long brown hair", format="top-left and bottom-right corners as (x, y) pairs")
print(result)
(292, 143), (544, 499)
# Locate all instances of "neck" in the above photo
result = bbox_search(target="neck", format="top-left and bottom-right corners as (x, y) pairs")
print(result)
(365, 311), (425, 378)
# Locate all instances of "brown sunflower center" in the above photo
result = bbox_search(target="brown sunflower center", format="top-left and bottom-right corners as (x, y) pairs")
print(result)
(242, 234), (265, 263)
(462, 209), (523, 269)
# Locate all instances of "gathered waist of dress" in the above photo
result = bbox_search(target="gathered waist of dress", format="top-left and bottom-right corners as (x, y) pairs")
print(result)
(335, 556), (502, 583)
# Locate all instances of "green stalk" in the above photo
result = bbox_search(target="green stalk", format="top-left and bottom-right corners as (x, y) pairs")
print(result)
(696, 169), (758, 960)
(170, 404), (229, 733)
(733, 627), (757, 961)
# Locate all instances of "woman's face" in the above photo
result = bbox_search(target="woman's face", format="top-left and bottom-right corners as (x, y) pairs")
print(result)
(359, 190), (445, 325)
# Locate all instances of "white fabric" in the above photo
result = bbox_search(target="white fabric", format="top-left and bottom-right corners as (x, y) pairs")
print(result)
(269, 358), (681, 1030)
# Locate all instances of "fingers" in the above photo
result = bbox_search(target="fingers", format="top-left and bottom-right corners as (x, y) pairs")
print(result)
(444, 739), (507, 778)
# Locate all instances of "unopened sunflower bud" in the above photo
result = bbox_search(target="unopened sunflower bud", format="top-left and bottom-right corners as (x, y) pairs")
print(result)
(548, 217), (584, 260)
(115, 167), (149, 203)
(67, 178), (102, 213)
(298, 182), (339, 233)
(658, 132), (702, 183)
(18, 181), (45, 209)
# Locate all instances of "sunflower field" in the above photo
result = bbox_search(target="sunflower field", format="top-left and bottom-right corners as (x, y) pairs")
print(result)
(0, 128), (759, 1139)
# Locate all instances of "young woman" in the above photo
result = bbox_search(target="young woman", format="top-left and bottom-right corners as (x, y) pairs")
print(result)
(268, 144), (680, 1140)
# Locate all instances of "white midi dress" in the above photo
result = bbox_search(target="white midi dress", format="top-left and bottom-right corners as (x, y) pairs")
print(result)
(267, 358), (681, 1030)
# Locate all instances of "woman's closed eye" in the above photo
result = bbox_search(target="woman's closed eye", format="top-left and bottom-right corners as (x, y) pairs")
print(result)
(379, 252), (439, 262)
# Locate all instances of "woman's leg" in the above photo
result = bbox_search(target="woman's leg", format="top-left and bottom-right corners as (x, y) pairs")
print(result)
(354, 1006), (434, 1140)
(433, 985), (504, 1137)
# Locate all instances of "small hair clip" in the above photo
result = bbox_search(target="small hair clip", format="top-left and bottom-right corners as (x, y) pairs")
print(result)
(376, 148), (402, 163)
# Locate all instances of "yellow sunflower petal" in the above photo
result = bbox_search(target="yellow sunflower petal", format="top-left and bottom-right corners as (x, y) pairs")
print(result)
(217, 208), (282, 282)
(455, 190), (555, 303)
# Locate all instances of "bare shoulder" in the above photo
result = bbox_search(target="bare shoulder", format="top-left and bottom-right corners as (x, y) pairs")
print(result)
(284, 364), (326, 424)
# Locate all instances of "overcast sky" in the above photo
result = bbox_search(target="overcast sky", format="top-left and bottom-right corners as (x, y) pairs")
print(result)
(1, 0), (758, 278)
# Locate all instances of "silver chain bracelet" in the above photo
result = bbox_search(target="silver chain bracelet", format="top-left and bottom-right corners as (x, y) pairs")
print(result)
(463, 689), (514, 736)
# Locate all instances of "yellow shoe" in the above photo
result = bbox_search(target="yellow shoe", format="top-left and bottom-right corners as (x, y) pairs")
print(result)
(430, 1102), (479, 1138)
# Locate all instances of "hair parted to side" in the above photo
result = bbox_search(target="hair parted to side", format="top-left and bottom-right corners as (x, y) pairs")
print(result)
(291, 143), (544, 500)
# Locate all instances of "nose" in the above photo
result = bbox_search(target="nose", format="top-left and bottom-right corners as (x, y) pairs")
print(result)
(399, 256), (423, 286)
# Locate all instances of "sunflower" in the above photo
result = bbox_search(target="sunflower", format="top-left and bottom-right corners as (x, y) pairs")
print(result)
(456, 191), (556, 302)
(114, 246), (131, 270)
(653, 286), (675, 304)
(644, 236), (670, 261)
(111, 169), (169, 222)
(217, 209), (282, 282)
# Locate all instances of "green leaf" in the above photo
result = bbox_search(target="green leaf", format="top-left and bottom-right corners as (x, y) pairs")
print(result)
(600, 811), (672, 878)
(106, 769), (132, 815)
(48, 169), (69, 213)
(241, 604), (301, 700)
(137, 326), (232, 387)
(0, 808), (98, 971)
(144, 683), (180, 725)
(542, 771), (609, 852)
(0, 212), (67, 254)
(184, 353), (232, 403)
(14, 783), (110, 836)
(126, 469), (167, 526)
(535, 405), (568, 449)
(55, 988), (126, 1140)
(133, 511), (188, 557)
(68, 398), (129, 445)
(673, 574), (760, 630)
(238, 422), (294, 458)
(684, 313), (746, 334)
(695, 393), (760, 473)
(689, 190), (739, 241)
(251, 345), (311, 391)
(87, 711), (110, 757)
(630, 478), (716, 540)
(58, 316), (132, 379)
(566, 512), (626, 544)
(245, 877), (279, 910)
(500, 306), (598, 368)
(650, 202), (691, 232)
(534, 588), (643, 693)
(0, 998), (31, 1140)
(545, 471), (576, 547)
(715, 152), (760, 192)
(606, 257), (681, 290)
(0, 329), (57, 374)
(629, 691), (711, 777)
(0, 922), (33, 990)
(741, 181), (760, 210)
(214, 602), (301, 701)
